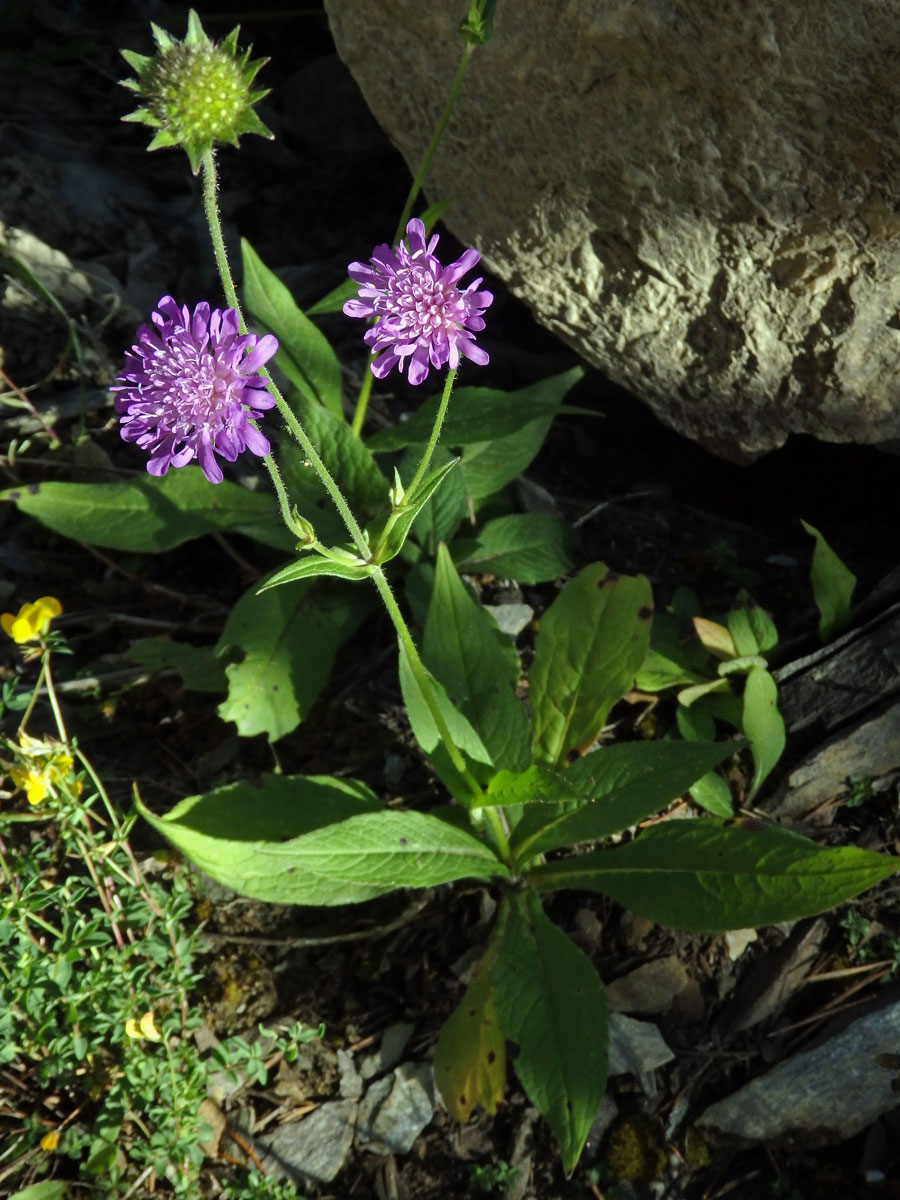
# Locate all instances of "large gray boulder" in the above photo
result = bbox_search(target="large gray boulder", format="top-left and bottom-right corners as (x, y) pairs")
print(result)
(324, 0), (900, 461)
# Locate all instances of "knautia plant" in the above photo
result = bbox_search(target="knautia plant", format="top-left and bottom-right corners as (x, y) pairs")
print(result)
(1, 2), (897, 1181)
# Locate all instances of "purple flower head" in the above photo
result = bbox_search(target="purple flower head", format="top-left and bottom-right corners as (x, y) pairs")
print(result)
(112, 296), (277, 484)
(343, 218), (493, 386)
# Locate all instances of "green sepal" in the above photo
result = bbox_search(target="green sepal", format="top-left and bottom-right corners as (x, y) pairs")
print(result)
(367, 457), (460, 565)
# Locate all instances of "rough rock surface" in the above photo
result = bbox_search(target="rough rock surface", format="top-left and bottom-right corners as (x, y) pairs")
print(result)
(324, 1), (900, 461)
(698, 998), (900, 1142)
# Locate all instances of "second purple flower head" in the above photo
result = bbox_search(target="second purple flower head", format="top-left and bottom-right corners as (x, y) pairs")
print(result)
(112, 296), (277, 484)
(344, 218), (493, 386)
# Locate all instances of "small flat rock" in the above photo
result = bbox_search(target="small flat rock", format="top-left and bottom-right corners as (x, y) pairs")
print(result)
(258, 1099), (357, 1184)
(698, 999), (900, 1142)
(356, 1063), (435, 1155)
(338, 1048), (364, 1099)
(484, 603), (534, 638)
(606, 956), (688, 1014)
(723, 928), (759, 961)
(607, 1013), (675, 1078)
(360, 1022), (415, 1080)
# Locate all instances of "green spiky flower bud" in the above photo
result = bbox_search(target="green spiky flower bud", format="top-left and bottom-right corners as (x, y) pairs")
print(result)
(120, 9), (273, 174)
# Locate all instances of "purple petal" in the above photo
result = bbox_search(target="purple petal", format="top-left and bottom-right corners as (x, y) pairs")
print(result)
(242, 334), (278, 373)
(242, 421), (270, 458)
(442, 248), (481, 285)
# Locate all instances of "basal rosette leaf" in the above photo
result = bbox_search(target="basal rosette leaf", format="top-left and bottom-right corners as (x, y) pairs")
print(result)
(434, 952), (506, 1121)
(529, 819), (898, 932)
(492, 892), (608, 1173)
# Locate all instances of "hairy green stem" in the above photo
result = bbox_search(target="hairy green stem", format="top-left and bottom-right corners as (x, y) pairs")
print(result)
(369, 366), (457, 563)
(201, 150), (368, 556)
(370, 566), (481, 795)
(405, 366), (457, 498)
(202, 150), (241, 317)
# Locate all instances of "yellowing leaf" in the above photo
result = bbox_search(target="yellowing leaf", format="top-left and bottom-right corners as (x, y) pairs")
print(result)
(434, 965), (506, 1121)
(692, 617), (737, 660)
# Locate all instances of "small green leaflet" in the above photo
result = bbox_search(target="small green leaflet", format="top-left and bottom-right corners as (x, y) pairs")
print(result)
(504, 740), (737, 862)
(742, 666), (785, 799)
(258, 556), (374, 589)
(802, 519), (857, 642)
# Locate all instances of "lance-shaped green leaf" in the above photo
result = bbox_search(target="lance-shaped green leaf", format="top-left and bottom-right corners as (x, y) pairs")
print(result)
(452, 512), (574, 584)
(241, 238), (343, 417)
(136, 774), (384, 905)
(217, 573), (370, 741)
(530, 564), (653, 765)
(742, 665), (785, 799)
(258, 555), (374, 590)
(528, 819), (898, 932)
(142, 789), (505, 905)
(505, 740), (737, 863)
(802, 519), (857, 642)
(0, 469), (292, 553)
(368, 457), (461, 565)
(423, 544), (531, 772)
(398, 646), (494, 802)
(492, 891), (608, 1173)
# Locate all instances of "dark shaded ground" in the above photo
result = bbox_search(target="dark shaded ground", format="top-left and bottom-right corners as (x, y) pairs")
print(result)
(3, 3), (900, 1198)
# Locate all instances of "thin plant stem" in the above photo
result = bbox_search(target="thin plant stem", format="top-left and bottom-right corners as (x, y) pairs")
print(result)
(405, 367), (457, 498)
(393, 42), (475, 242)
(370, 367), (457, 563)
(350, 365), (375, 437)
(43, 654), (67, 744)
(201, 149), (369, 556)
(351, 40), (476, 435)
(202, 150), (241, 317)
(75, 748), (125, 839)
(369, 567), (480, 795)
(16, 656), (46, 736)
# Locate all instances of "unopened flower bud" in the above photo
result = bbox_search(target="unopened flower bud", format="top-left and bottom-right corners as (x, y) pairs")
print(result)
(120, 8), (272, 174)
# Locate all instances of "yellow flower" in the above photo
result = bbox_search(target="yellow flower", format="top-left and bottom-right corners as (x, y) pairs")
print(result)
(1, 596), (62, 644)
(40, 1129), (61, 1151)
(126, 1011), (163, 1042)
(7, 732), (79, 806)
